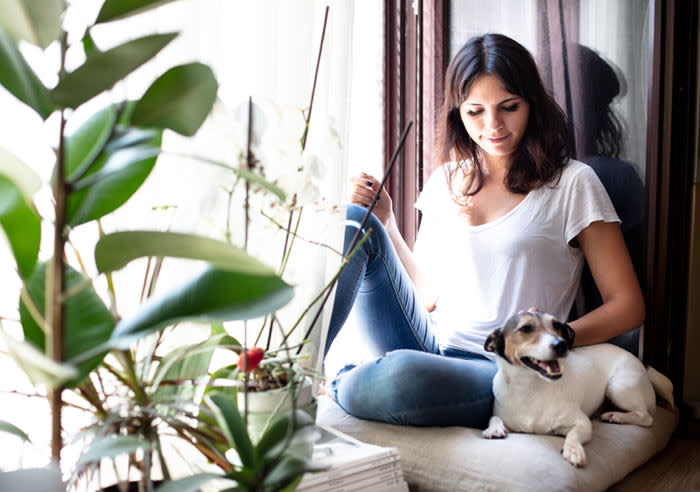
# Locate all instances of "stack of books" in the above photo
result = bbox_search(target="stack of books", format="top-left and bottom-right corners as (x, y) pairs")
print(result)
(297, 424), (409, 492)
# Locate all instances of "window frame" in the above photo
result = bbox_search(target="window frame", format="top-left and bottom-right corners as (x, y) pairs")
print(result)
(384, 0), (696, 377)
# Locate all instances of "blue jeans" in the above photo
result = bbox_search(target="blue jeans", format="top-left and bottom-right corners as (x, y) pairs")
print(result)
(325, 205), (496, 428)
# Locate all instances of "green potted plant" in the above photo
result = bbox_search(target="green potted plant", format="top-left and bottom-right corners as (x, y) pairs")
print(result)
(0, 1), (336, 490)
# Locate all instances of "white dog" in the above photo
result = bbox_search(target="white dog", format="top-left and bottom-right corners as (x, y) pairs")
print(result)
(482, 311), (674, 467)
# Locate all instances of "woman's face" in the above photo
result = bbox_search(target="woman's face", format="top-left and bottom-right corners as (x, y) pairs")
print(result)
(459, 74), (530, 163)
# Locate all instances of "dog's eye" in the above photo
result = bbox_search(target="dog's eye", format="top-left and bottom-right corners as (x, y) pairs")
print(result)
(519, 324), (534, 334)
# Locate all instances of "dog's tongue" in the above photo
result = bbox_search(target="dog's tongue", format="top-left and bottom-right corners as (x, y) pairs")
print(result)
(538, 359), (561, 375)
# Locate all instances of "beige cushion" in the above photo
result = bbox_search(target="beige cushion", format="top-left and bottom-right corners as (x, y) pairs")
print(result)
(316, 395), (678, 492)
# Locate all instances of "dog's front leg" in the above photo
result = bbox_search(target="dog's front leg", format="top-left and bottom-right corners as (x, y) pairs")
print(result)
(482, 416), (508, 439)
(558, 415), (592, 467)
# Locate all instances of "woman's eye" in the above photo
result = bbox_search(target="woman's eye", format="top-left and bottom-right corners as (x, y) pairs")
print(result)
(466, 109), (482, 117)
(502, 103), (520, 112)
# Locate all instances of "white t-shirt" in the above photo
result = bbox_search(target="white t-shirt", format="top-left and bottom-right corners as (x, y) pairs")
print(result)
(413, 159), (619, 359)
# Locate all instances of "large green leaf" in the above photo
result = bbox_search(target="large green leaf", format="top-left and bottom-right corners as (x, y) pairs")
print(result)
(206, 394), (256, 469)
(96, 0), (179, 23)
(0, 149), (41, 279)
(0, 420), (30, 442)
(154, 474), (231, 492)
(95, 231), (277, 275)
(65, 130), (162, 226)
(0, 25), (53, 118)
(0, 0), (63, 49)
(19, 262), (115, 387)
(262, 454), (309, 491)
(255, 410), (314, 462)
(110, 267), (294, 347)
(77, 435), (151, 466)
(64, 105), (118, 182)
(1, 324), (79, 389)
(150, 332), (239, 401)
(51, 33), (178, 109)
(130, 63), (218, 136)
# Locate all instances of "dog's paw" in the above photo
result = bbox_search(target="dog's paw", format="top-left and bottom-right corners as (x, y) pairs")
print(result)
(601, 410), (653, 427)
(600, 411), (623, 424)
(482, 417), (508, 439)
(561, 442), (586, 467)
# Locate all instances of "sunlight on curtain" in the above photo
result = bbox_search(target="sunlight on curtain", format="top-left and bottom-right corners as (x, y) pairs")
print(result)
(0, 0), (383, 470)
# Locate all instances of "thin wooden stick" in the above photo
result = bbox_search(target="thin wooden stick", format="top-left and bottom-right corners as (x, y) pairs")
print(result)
(296, 122), (413, 354)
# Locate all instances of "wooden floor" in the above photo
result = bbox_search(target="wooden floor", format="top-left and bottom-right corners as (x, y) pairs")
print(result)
(607, 437), (700, 491)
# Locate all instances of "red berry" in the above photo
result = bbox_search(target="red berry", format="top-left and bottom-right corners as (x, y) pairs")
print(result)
(238, 347), (265, 372)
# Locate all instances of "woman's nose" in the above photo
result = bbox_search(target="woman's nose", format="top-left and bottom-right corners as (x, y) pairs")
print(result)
(485, 110), (503, 130)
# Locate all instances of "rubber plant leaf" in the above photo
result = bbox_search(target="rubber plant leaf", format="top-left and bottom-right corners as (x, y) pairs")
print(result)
(19, 262), (115, 387)
(110, 267), (293, 348)
(0, 25), (53, 119)
(65, 130), (162, 226)
(0, 148), (41, 279)
(77, 435), (151, 466)
(96, 0), (179, 23)
(51, 32), (178, 109)
(0, 419), (30, 443)
(130, 62), (218, 136)
(94, 230), (275, 275)
(0, 325), (79, 389)
(64, 104), (119, 182)
(0, 0), (63, 49)
(206, 393), (257, 469)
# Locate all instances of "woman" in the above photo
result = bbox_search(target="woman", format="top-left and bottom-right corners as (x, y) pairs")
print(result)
(324, 33), (644, 428)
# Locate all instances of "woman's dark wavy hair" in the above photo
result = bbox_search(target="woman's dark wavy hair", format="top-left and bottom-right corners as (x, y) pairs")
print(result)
(435, 33), (571, 199)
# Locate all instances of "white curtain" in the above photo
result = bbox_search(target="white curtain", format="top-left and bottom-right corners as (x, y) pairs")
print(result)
(0, 0), (384, 466)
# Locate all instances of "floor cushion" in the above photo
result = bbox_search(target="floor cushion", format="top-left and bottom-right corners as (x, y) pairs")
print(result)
(316, 395), (678, 492)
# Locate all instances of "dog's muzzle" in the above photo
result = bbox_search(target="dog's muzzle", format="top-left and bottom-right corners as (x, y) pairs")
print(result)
(520, 356), (562, 379)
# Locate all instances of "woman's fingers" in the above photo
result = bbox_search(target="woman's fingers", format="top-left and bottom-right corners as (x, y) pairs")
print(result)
(349, 174), (379, 207)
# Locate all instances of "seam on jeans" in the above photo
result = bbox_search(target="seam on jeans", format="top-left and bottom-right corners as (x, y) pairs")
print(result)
(376, 254), (434, 353)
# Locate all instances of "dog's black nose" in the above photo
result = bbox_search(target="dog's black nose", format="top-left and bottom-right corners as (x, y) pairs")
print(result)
(552, 339), (568, 356)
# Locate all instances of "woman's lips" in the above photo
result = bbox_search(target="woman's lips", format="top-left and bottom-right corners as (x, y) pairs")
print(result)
(487, 134), (509, 144)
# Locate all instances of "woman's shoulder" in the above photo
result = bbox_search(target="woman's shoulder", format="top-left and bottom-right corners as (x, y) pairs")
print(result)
(416, 161), (464, 212)
(561, 158), (599, 179)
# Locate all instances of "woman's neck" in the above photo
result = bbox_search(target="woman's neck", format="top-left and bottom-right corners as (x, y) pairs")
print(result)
(480, 152), (510, 185)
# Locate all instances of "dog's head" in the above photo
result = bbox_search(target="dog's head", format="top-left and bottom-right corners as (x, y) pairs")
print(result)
(484, 311), (575, 381)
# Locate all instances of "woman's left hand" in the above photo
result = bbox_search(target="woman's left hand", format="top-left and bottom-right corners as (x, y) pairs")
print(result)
(349, 172), (394, 226)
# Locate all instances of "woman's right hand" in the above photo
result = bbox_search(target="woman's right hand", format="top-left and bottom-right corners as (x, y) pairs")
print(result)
(349, 172), (394, 226)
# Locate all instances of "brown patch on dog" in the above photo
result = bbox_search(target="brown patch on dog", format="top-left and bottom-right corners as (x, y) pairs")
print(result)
(502, 312), (567, 365)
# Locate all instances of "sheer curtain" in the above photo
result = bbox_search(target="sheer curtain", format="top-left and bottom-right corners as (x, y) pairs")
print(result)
(0, 0), (382, 467)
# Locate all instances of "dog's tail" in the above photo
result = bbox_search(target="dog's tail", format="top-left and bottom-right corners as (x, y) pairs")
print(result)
(647, 366), (675, 408)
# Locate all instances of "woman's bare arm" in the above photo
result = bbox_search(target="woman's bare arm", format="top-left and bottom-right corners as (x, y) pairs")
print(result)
(569, 220), (645, 346)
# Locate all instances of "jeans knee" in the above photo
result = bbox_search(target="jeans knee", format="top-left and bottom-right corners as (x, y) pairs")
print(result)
(346, 205), (383, 237)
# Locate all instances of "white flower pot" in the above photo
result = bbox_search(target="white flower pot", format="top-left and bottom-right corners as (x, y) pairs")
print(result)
(236, 375), (316, 443)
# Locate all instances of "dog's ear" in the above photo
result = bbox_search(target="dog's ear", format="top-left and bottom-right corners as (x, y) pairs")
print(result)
(484, 329), (506, 360)
(554, 321), (576, 349)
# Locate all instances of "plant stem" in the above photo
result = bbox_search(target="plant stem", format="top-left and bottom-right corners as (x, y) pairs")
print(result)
(242, 97), (254, 428)
(295, 122), (413, 354)
(47, 29), (70, 461)
(284, 231), (369, 346)
(261, 209), (344, 257)
(299, 5), (329, 151)
(117, 350), (147, 406)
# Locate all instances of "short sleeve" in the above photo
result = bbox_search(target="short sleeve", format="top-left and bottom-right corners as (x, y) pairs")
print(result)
(563, 162), (621, 244)
(415, 165), (451, 216)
